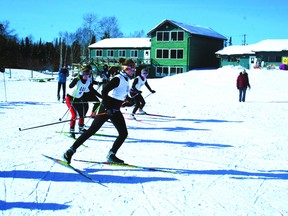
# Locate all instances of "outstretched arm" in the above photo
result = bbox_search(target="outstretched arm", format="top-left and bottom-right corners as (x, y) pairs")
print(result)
(145, 81), (155, 93)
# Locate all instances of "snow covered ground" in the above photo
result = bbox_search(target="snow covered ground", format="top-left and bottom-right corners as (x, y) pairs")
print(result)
(0, 66), (288, 216)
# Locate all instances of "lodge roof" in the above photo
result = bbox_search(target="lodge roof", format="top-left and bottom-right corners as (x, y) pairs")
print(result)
(252, 39), (288, 52)
(215, 45), (256, 55)
(89, 38), (151, 49)
(148, 19), (227, 40)
(216, 39), (288, 55)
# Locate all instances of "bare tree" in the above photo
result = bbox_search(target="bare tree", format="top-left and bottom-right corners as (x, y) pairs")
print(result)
(128, 30), (146, 38)
(98, 16), (123, 39)
(82, 13), (99, 44)
(0, 20), (17, 39)
(75, 13), (99, 59)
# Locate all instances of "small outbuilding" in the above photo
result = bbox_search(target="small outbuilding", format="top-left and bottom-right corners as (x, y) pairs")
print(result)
(216, 39), (288, 69)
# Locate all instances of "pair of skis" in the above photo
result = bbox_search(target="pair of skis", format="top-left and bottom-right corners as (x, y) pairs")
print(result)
(74, 159), (179, 174)
(43, 154), (179, 184)
(42, 154), (104, 186)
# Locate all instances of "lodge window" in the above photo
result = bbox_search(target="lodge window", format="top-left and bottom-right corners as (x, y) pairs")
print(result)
(228, 56), (239, 62)
(156, 49), (183, 59)
(157, 31), (184, 41)
(170, 49), (184, 59)
(264, 56), (282, 62)
(107, 50), (114, 57)
(130, 50), (138, 58)
(156, 66), (169, 76)
(95, 50), (103, 57)
(276, 56), (282, 62)
(156, 31), (170, 41)
(119, 50), (126, 57)
(171, 31), (184, 41)
(156, 49), (169, 58)
(170, 67), (183, 75)
(156, 66), (183, 77)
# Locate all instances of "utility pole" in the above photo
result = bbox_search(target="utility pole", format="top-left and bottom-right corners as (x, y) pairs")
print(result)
(242, 34), (247, 46)
(59, 37), (63, 69)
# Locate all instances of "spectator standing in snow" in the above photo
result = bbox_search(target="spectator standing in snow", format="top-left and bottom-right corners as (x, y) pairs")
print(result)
(63, 59), (136, 164)
(236, 70), (251, 102)
(101, 64), (111, 85)
(130, 69), (155, 119)
(57, 65), (69, 103)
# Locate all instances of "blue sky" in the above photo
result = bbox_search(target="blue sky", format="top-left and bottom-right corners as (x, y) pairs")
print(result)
(1, 0), (287, 45)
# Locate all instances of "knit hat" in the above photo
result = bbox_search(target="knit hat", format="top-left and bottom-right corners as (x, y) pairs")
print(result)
(141, 70), (149, 75)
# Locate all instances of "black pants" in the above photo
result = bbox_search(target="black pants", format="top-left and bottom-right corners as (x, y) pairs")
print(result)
(132, 93), (145, 114)
(82, 92), (101, 115)
(71, 106), (128, 154)
(57, 82), (66, 100)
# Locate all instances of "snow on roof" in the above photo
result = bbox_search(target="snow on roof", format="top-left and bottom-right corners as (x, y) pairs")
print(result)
(216, 39), (288, 55)
(89, 38), (151, 49)
(251, 39), (288, 52)
(148, 19), (227, 40)
(215, 45), (255, 55)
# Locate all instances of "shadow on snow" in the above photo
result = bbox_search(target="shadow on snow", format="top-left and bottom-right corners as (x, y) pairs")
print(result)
(128, 138), (233, 148)
(0, 101), (51, 111)
(0, 170), (177, 184)
(0, 200), (69, 211)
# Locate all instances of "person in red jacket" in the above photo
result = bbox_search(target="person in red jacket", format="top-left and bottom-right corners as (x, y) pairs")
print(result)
(236, 70), (251, 102)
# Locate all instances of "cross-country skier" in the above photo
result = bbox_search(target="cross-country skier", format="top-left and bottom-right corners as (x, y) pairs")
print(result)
(81, 65), (102, 119)
(63, 59), (136, 164)
(65, 66), (100, 138)
(130, 68), (155, 120)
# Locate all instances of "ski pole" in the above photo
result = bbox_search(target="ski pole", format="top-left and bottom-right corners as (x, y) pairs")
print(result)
(19, 113), (106, 131)
(19, 119), (72, 131)
(59, 108), (69, 121)
(144, 93), (153, 99)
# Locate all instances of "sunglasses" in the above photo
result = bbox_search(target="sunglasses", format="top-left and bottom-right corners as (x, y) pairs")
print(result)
(124, 66), (136, 72)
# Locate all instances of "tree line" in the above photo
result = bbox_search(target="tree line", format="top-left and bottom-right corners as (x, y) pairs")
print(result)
(0, 13), (145, 72)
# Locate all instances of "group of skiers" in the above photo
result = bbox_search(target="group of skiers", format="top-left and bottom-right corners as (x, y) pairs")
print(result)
(58, 63), (252, 164)
(58, 60), (156, 164)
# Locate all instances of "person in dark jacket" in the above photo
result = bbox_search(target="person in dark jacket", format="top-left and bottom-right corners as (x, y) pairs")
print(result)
(57, 65), (69, 103)
(129, 69), (155, 120)
(63, 59), (136, 164)
(236, 70), (251, 102)
(101, 64), (111, 84)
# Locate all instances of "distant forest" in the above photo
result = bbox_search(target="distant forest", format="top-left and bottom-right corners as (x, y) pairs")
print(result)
(0, 14), (145, 72)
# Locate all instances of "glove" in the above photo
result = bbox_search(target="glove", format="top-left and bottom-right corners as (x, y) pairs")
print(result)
(151, 90), (156, 93)
(105, 108), (114, 117)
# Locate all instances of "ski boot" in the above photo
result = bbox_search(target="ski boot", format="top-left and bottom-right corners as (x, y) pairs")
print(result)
(106, 150), (124, 164)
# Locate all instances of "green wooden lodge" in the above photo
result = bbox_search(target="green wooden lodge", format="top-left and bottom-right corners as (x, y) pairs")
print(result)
(87, 19), (227, 77)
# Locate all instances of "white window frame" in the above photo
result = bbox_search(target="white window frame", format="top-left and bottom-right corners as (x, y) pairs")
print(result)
(119, 50), (126, 57)
(95, 49), (103, 57)
(107, 50), (114, 57)
(130, 50), (138, 58)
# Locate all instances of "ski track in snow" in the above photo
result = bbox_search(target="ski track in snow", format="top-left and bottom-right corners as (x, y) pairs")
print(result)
(1, 67), (288, 215)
